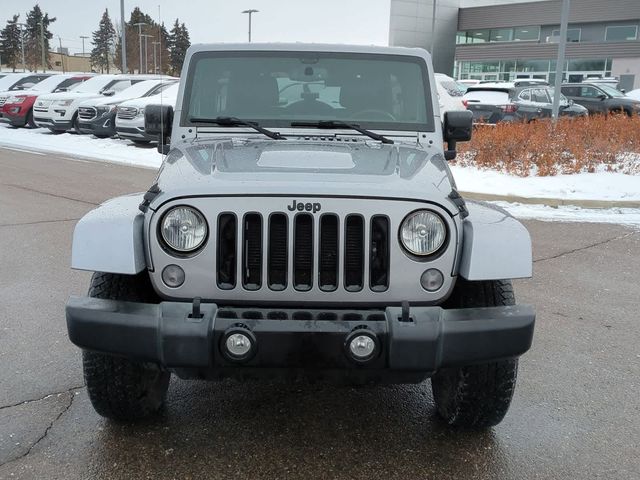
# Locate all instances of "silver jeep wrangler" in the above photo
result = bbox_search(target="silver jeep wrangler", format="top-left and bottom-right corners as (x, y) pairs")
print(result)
(66, 44), (535, 428)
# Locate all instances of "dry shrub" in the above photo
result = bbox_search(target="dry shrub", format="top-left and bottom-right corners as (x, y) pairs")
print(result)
(456, 115), (640, 177)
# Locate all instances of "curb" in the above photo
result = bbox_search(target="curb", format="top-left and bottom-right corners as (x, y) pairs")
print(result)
(459, 191), (640, 210)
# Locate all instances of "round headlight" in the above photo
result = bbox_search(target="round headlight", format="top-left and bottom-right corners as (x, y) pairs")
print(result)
(160, 206), (208, 253)
(400, 210), (446, 256)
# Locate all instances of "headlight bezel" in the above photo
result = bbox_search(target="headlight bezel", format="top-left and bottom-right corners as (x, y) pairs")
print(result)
(159, 205), (209, 256)
(399, 209), (448, 258)
(7, 95), (26, 104)
(55, 99), (74, 107)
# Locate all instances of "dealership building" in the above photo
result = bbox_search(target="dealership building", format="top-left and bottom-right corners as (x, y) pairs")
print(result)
(389, 0), (640, 90)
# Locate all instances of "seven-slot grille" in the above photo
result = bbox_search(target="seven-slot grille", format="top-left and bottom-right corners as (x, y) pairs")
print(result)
(215, 212), (390, 293)
(78, 106), (97, 120)
(117, 106), (138, 120)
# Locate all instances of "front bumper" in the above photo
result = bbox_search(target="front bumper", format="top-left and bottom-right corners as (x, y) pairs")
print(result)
(66, 297), (535, 382)
(78, 114), (116, 137)
(116, 125), (156, 142)
(34, 116), (73, 130)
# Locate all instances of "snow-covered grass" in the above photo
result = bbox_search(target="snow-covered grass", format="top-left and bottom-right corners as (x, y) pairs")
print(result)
(491, 202), (640, 226)
(451, 165), (640, 201)
(0, 123), (162, 168)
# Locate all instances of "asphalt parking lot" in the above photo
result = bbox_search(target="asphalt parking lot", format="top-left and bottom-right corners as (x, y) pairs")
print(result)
(0, 147), (639, 480)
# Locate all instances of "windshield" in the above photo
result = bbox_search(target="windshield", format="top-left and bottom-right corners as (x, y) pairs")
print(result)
(30, 75), (71, 92)
(598, 84), (625, 98)
(183, 52), (433, 132)
(71, 76), (117, 94)
(112, 80), (172, 100)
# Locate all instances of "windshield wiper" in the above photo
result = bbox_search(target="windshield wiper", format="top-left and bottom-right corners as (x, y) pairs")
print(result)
(290, 120), (394, 144)
(189, 116), (286, 140)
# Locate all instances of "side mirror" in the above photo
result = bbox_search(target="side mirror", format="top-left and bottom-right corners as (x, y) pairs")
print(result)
(443, 110), (473, 161)
(568, 98), (574, 106)
(145, 104), (173, 154)
(597, 94), (607, 100)
(102, 89), (116, 97)
(55, 87), (69, 93)
(621, 89), (626, 94)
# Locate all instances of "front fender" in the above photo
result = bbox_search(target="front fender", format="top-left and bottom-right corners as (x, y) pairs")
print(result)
(71, 194), (146, 274)
(458, 201), (532, 280)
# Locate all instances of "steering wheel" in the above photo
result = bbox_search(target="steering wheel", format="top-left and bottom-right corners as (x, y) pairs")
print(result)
(351, 109), (397, 122)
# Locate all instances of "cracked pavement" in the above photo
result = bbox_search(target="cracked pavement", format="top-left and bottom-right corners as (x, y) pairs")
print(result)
(1, 148), (639, 479)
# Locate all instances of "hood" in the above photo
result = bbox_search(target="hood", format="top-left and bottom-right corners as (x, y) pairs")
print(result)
(151, 138), (458, 214)
(37, 91), (104, 102)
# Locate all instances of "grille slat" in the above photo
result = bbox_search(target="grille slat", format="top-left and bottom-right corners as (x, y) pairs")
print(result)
(216, 214), (237, 289)
(344, 215), (365, 291)
(268, 214), (288, 290)
(242, 214), (262, 290)
(78, 107), (97, 120)
(319, 215), (339, 291)
(293, 214), (314, 291)
(117, 106), (138, 120)
(370, 216), (390, 291)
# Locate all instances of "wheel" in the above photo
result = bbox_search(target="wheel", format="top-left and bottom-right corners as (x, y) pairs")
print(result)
(72, 113), (81, 133)
(26, 109), (36, 128)
(431, 279), (519, 428)
(48, 128), (65, 134)
(82, 272), (170, 421)
(132, 139), (151, 145)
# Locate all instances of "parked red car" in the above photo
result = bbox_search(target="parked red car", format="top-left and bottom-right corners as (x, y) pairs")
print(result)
(1, 74), (93, 128)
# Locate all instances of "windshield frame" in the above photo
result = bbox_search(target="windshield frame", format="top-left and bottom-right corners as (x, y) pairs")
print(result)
(180, 50), (435, 133)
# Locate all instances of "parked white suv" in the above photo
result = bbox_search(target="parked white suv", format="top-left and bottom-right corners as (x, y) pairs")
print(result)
(76, 79), (177, 138)
(116, 82), (179, 144)
(33, 74), (168, 133)
(434, 73), (466, 114)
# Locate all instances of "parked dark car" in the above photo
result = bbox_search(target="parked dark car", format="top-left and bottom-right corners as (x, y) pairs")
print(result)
(561, 83), (640, 116)
(463, 83), (588, 124)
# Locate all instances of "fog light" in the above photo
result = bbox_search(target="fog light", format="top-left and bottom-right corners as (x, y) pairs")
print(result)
(345, 330), (378, 363)
(222, 328), (256, 361)
(420, 268), (444, 292)
(161, 264), (185, 288)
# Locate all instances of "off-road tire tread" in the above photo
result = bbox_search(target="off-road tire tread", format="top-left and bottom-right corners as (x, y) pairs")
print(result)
(432, 279), (519, 428)
(83, 272), (169, 421)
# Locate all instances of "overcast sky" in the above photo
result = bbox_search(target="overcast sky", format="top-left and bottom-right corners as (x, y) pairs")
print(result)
(1, 0), (391, 55)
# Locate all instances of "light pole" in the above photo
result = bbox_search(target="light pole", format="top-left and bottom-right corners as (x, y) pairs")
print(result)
(552, 0), (570, 121)
(17, 22), (26, 72)
(38, 22), (46, 72)
(120, 0), (127, 73)
(80, 35), (89, 73)
(430, 1), (437, 57)
(241, 9), (258, 43)
(152, 41), (160, 74)
(58, 36), (66, 73)
(142, 34), (153, 74)
(133, 22), (146, 73)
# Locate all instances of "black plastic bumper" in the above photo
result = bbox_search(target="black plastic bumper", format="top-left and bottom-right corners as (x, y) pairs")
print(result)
(78, 116), (116, 137)
(66, 297), (535, 381)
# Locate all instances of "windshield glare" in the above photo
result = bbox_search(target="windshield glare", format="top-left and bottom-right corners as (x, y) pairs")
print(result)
(598, 84), (624, 97)
(71, 76), (115, 94)
(184, 52), (433, 132)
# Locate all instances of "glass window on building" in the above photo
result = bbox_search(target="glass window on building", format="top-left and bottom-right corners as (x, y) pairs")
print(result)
(605, 25), (638, 41)
(456, 31), (468, 44)
(514, 26), (540, 41)
(516, 59), (550, 72)
(551, 28), (581, 42)
(567, 59), (606, 72)
(490, 28), (513, 42)
(467, 29), (490, 43)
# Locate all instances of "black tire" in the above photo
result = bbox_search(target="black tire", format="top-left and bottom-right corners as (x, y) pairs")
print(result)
(72, 113), (81, 133)
(48, 127), (65, 134)
(132, 139), (151, 145)
(26, 109), (36, 128)
(431, 279), (519, 428)
(83, 272), (170, 421)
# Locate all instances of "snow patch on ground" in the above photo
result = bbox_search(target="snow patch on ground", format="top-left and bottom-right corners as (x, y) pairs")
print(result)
(450, 165), (640, 202)
(492, 202), (640, 226)
(0, 123), (162, 168)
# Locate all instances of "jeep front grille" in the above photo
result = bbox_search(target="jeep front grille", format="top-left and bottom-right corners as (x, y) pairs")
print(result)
(214, 212), (390, 293)
(78, 107), (97, 120)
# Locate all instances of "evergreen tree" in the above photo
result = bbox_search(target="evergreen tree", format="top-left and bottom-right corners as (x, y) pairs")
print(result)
(0, 14), (22, 71)
(168, 19), (190, 76)
(90, 9), (116, 73)
(114, 7), (169, 74)
(24, 4), (56, 71)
